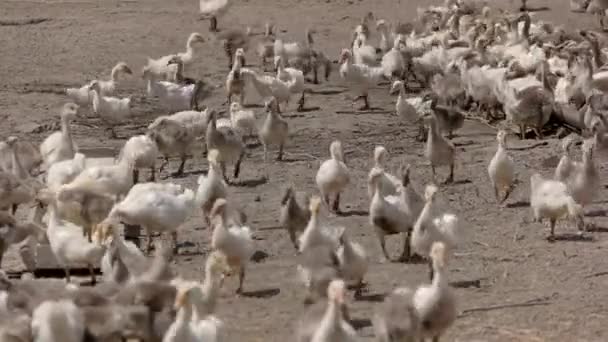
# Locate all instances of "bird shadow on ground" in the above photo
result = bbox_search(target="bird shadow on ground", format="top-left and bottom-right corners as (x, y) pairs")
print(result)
(450, 278), (483, 289)
(350, 318), (372, 330)
(548, 233), (594, 242)
(336, 109), (392, 115)
(310, 89), (345, 95)
(448, 179), (471, 186)
(297, 106), (320, 113)
(354, 292), (386, 302)
(584, 225), (608, 233)
(243, 103), (264, 109)
(506, 201), (530, 208)
(524, 6), (550, 12)
(586, 209), (608, 217)
(231, 177), (268, 187)
(337, 209), (369, 217)
(241, 288), (280, 298)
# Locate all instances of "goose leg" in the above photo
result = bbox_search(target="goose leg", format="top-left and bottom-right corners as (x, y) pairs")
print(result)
(263, 144), (268, 163)
(132, 168), (139, 184)
(159, 156), (169, 174)
(173, 156), (186, 177)
(146, 231), (154, 255)
(548, 218), (556, 241)
(519, 125), (526, 140)
(149, 166), (156, 182)
(359, 94), (370, 110)
(446, 163), (455, 184)
(502, 185), (514, 204)
(88, 264), (96, 285)
(220, 162), (228, 183)
(378, 235), (390, 262)
(277, 143), (284, 161)
(0, 244), (5, 269)
(171, 231), (178, 255)
(332, 193), (341, 213)
(234, 151), (244, 179)
(428, 260), (434, 281)
(297, 92), (305, 112)
(321, 192), (331, 209)
(397, 232), (411, 262)
(87, 225), (93, 243)
(493, 185), (500, 202)
(109, 127), (118, 139)
(210, 16), (218, 32)
(64, 267), (71, 283)
(236, 266), (245, 294)
(289, 229), (299, 252)
(416, 123), (426, 141)
(11, 204), (17, 215)
(354, 278), (367, 299)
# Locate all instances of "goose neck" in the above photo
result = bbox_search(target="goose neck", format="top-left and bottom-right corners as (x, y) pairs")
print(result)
(398, 83), (406, 97)
(417, 199), (434, 228)
(30, 203), (46, 224)
(320, 300), (341, 333)
(305, 29), (314, 48)
(60, 116), (74, 151)
(110, 66), (121, 82)
(9, 144), (27, 179)
(47, 201), (60, 227)
(431, 263), (447, 288)
(176, 302), (193, 324)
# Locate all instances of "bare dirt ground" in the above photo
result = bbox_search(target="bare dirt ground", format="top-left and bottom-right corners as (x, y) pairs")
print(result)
(2, 0), (608, 341)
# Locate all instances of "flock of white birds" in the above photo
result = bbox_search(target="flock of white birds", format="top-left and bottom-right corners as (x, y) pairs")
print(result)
(1, 0), (608, 341)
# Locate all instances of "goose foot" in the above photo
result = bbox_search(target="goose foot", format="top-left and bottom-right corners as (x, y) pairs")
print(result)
(276, 144), (284, 161)
(331, 193), (341, 213)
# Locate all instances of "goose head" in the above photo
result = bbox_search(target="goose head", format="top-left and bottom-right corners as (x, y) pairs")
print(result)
(61, 102), (79, 120)
(235, 48), (245, 65)
(5, 136), (19, 148)
(338, 49), (353, 64)
(113, 62), (133, 76)
(329, 140), (345, 162)
(389, 80), (404, 95)
(373, 145), (388, 167)
(88, 80), (102, 92)
(496, 130), (508, 147)
(229, 101), (241, 113)
(423, 183), (439, 203)
(400, 164), (412, 187)
(430, 241), (448, 270)
(187, 32), (205, 46)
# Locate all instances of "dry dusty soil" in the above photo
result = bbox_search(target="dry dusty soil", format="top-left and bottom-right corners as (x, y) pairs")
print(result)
(2, 0), (608, 341)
